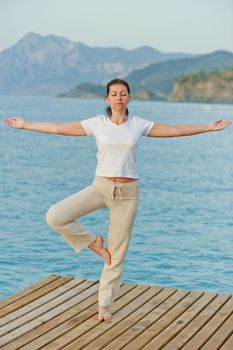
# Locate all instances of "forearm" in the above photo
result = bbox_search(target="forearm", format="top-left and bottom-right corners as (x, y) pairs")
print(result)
(174, 123), (210, 137)
(24, 121), (61, 134)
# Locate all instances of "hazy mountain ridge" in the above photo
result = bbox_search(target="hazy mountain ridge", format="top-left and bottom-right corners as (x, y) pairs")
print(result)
(59, 83), (106, 98)
(126, 50), (233, 96)
(0, 32), (196, 96)
(60, 52), (233, 103)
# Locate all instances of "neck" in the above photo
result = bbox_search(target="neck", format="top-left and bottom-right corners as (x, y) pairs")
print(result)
(109, 110), (127, 122)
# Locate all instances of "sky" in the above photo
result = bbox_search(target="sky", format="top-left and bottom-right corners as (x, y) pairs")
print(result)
(0, 0), (233, 54)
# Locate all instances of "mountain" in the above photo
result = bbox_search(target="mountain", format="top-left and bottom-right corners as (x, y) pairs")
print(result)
(170, 67), (233, 103)
(59, 83), (106, 98)
(61, 50), (233, 102)
(0, 33), (196, 96)
(126, 51), (233, 97)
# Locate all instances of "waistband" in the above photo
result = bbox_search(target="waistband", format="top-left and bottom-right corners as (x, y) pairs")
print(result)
(92, 176), (139, 200)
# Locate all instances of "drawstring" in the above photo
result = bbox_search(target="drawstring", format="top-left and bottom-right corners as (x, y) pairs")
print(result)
(106, 184), (122, 231)
(118, 187), (122, 201)
(111, 184), (122, 200)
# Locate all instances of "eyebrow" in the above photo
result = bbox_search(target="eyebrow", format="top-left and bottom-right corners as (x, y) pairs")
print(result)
(111, 90), (128, 93)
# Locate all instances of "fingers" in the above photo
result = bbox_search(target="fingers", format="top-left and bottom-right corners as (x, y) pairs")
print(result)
(221, 120), (231, 126)
(216, 120), (232, 130)
(2, 118), (11, 126)
(215, 120), (227, 124)
(2, 117), (24, 128)
(5, 118), (16, 127)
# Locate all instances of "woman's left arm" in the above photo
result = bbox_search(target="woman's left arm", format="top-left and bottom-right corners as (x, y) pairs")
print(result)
(147, 120), (232, 138)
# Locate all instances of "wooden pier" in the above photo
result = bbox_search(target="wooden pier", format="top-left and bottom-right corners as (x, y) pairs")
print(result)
(0, 275), (233, 349)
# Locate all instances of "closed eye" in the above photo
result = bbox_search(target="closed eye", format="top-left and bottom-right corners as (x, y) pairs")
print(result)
(110, 92), (128, 96)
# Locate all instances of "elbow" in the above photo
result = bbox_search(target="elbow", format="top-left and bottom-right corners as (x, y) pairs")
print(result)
(167, 126), (181, 137)
(173, 125), (187, 137)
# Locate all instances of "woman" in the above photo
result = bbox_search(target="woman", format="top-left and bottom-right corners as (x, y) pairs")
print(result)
(3, 79), (231, 321)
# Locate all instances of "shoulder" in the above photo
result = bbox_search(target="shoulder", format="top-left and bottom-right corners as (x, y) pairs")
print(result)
(129, 115), (151, 125)
(129, 115), (155, 136)
(80, 115), (106, 136)
(81, 114), (106, 126)
(82, 114), (105, 122)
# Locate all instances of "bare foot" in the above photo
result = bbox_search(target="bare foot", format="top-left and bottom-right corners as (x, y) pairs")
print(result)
(88, 235), (111, 265)
(98, 306), (112, 321)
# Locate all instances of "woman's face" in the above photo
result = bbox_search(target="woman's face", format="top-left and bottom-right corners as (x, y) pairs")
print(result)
(106, 84), (131, 112)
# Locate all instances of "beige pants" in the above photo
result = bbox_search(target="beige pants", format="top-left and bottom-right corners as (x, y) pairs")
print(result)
(45, 176), (139, 307)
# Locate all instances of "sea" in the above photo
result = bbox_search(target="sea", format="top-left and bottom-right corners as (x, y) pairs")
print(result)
(1, 95), (233, 300)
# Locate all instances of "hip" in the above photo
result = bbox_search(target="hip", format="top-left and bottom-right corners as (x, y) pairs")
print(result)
(92, 176), (139, 200)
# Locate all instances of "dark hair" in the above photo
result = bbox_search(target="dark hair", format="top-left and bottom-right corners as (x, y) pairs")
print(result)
(106, 79), (131, 117)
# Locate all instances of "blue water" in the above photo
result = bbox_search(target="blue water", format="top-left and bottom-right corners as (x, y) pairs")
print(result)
(1, 96), (233, 300)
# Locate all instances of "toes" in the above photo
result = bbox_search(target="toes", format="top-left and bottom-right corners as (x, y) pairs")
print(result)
(96, 234), (103, 245)
(98, 312), (112, 321)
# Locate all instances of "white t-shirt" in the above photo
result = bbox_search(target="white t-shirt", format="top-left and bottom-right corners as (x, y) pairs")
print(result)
(80, 114), (154, 179)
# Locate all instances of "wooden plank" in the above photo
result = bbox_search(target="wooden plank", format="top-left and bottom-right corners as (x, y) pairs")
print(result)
(63, 286), (167, 350)
(182, 297), (233, 350)
(220, 334), (233, 350)
(0, 278), (83, 330)
(162, 293), (231, 350)
(201, 312), (233, 350)
(0, 275), (59, 309)
(10, 283), (137, 350)
(0, 277), (74, 319)
(0, 281), (100, 350)
(121, 290), (203, 350)
(36, 284), (151, 350)
(64, 287), (186, 350)
(0, 279), (98, 349)
(142, 292), (217, 350)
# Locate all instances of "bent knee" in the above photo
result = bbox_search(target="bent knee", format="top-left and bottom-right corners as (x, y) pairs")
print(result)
(45, 205), (64, 229)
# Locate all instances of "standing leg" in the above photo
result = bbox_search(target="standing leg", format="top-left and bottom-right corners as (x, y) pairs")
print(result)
(98, 197), (138, 320)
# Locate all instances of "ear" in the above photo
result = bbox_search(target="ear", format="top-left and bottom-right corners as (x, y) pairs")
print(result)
(105, 96), (109, 104)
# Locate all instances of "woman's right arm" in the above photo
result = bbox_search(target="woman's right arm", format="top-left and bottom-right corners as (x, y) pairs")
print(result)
(2, 117), (87, 136)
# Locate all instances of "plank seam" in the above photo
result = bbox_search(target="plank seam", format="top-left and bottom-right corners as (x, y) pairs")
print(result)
(0, 275), (61, 310)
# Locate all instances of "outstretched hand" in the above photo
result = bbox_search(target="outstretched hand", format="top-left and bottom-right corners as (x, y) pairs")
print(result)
(2, 117), (26, 129)
(208, 119), (232, 131)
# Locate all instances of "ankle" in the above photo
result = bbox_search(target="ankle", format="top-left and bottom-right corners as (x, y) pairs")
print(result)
(98, 305), (109, 310)
(88, 240), (96, 249)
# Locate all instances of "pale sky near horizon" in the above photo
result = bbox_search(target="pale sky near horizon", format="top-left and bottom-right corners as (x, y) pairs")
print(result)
(0, 0), (232, 54)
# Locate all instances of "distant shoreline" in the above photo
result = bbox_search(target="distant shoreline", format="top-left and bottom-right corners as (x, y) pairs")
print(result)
(0, 94), (232, 106)
(58, 66), (233, 105)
